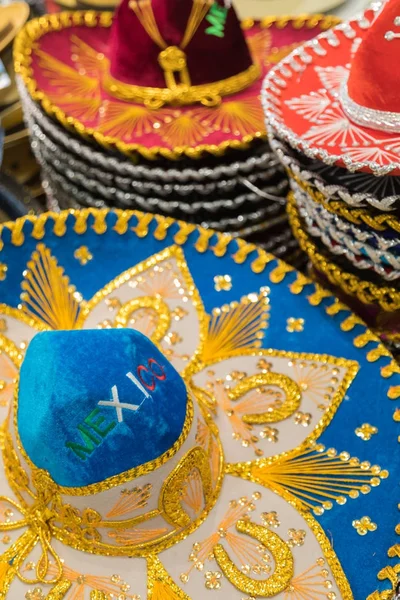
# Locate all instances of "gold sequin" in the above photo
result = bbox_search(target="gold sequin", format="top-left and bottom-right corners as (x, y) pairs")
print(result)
(352, 516), (377, 536)
(205, 571), (222, 590)
(0, 263), (7, 281)
(294, 412), (312, 427)
(286, 317), (305, 333)
(214, 274), (233, 292)
(355, 424), (378, 441)
(25, 589), (45, 600)
(74, 245), (93, 265)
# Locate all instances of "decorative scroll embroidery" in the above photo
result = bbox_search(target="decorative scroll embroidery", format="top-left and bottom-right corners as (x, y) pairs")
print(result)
(0, 240), (373, 600)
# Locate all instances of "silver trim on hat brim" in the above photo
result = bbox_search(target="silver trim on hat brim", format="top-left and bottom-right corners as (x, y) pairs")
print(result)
(341, 81), (400, 134)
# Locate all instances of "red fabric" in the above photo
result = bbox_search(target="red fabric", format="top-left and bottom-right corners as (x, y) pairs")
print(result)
(347, 0), (400, 113)
(109, 0), (253, 87)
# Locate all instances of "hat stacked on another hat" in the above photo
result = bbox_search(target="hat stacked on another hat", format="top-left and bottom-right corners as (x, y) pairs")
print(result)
(263, 0), (400, 355)
(14, 1), (339, 265)
(0, 3), (47, 221)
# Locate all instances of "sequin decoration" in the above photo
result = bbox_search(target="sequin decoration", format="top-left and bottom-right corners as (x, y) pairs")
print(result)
(214, 275), (233, 292)
(74, 245), (93, 265)
(352, 517), (377, 536)
(355, 424), (378, 441)
(0, 263), (7, 281)
(204, 571), (223, 590)
(25, 589), (45, 600)
(286, 318), (305, 333)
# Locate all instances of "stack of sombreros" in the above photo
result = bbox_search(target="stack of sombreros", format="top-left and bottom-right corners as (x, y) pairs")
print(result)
(0, 2), (47, 220)
(14, 0), (339, 264)
(263, 0), (400, 355)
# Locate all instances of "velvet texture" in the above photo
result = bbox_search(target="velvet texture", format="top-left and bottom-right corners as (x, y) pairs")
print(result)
(2, 211), (400, 598)
(108, 0), (253, 87)
(347, 0), (400, 113)
(18, 329), (187, 487)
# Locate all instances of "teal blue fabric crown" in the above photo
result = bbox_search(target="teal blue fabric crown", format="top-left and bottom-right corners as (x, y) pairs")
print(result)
(18, 329), (187, 487)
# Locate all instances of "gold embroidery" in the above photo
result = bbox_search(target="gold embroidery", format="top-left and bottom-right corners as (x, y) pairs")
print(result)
(213, 275), (232, 292)
(44, 580), (72, 599)
(228, 373), (301, 424)
(14, 14), (338, 159)
(201, 290), (270, 363)
(247, 444), (388, 516)
(355, 424), (378, 441)
(287, 193), (400, 312)
(74, 246), (93, 265)
(0, 265), (7, 282)
(114, 296), (171, 344)
(352, 516), (377, 536)
(214, 519), (293, 595)
(160, 447), (213, 528)
(21, 244), (80, 330)
(289, 171), (400, 234)
(286, 318), (305, 333)
(102, 64), (261, 109)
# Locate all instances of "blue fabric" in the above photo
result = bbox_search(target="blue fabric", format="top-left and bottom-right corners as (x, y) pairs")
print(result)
(18, 328), (187, 487)
(1, 211), (400, 597)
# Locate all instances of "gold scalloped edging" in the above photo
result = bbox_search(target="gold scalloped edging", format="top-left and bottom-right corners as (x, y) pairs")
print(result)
(13, 12), (340, 161)
(287, 193), (400, 313)
(0, 207), (399, 597)
(0, 207), (397, 382)
(288, 171), (400, 234)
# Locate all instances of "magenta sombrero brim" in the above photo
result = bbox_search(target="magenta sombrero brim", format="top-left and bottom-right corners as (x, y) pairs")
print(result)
(263, 5), (400, 177)
(14, 12), (339, 160)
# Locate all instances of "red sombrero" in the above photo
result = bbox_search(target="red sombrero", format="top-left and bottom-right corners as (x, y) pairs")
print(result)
(263, 1), (400, 176)
(14, 2), (338, 160)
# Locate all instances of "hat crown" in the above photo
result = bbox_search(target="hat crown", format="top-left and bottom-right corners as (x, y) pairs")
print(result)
(11, 329), (222, 557)
(108, 0), (254, 101)
(343, 0), (400, 128)
(18, 329), (187, 488)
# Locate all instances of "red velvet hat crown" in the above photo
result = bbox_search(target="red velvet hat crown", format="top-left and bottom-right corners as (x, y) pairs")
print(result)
(341, 0), (400, 132)
(105, 0), (260, 108)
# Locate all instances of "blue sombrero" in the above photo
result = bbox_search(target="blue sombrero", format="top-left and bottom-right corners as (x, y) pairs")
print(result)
(0, 208), (398, 600)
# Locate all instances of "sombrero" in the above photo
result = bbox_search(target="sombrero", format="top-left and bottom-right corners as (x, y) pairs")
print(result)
(0, 207), (399, 599)
(13, 1), (340, 160)
(262, 0), (400, 351)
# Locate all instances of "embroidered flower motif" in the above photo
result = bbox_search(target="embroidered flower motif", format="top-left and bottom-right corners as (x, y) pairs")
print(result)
(25, 589), (45, 600)
(286, 318), (305, 333)
(352, 516), (377, 536)
(355, 423), (378, 441)
(288, 528), (306, 547)
(214, 274), (232, 292)
(0, 263), (7, 281)
(204, 571), (223, 590)
(294, 411), (312, 427)
(74, 245), (93, 265)
(261, 511), (280, 528)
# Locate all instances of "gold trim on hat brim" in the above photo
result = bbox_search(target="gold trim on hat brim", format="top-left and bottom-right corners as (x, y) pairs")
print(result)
(287, 191), (400, 313)
(13, 11), (341, 161)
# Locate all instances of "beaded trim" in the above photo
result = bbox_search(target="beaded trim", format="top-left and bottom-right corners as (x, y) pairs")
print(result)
(14, 11), (340, 160)
(287, 192), (400, 312)
(293, 184), (400, 281)
(103, 63), (261, 108)
(341, 81), (400, 134)
(270, 134), (400, 210)
(289, 171), (400, 234)
(261, 4), (400, 176)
